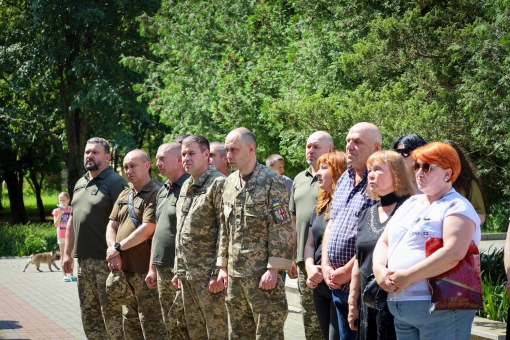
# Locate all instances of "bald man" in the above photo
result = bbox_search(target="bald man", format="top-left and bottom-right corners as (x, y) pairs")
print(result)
(290, 131), (333, 340)
(217, 127), (294, 339)
(105, 149), (166, 339)
(321, 123), (381, 340)
(146, 142), (190, 339)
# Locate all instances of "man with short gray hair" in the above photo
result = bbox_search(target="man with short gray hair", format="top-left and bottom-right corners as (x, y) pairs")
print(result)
(266, 154), (293, 198)
(209, 141), (230, 177)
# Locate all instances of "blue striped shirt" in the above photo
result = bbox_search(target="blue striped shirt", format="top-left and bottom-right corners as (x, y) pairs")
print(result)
(327, 166), (375, 292)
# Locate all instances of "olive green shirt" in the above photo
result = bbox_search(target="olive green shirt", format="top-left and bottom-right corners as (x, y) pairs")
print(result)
(152, 173), (190, 267)
(110, 179), (162, 274)
(217, 163), (294, 277)
(458, 180), (486, 215)
(71, 166), (127, 259)
(289, 167), (319, 263)
(175, 169), (225, 280)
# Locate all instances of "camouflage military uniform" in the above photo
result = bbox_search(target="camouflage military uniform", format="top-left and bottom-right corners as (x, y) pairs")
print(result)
(110, 179), (166, 340)
(175, 169), (228, 339)
(217, 163), (294, 339)
(71, 166), (126, 340)
(153, 174), (190, 339)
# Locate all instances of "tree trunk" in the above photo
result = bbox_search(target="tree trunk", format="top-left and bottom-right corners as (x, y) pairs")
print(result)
(2, 168), (27, 223)
(28, 170), (46, 222)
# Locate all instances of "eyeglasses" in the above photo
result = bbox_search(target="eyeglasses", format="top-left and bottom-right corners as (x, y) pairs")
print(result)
(394, 148), (411, 158)
(413, 161), (438, 173)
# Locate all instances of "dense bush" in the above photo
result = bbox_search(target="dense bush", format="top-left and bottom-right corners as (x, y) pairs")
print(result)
(478, 246), (508, 322)
(0, 223), (58, 257)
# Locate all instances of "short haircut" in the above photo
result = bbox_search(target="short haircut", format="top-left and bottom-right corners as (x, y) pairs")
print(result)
(176, 134), (191, 144)
(236, 128), (257, 149)
(129, 149), (151, 162)
(266, 154), (284, 167)
(210, 142), (227, 157)
(366, 150), (415, 199)
(159, 142), (182, 157)
(444, 140), (481, 194)
(86, 137), (111, 154)
(392, 134), (427, 152)
(413, 142), (461, 182)
(182, 135), (210, 152)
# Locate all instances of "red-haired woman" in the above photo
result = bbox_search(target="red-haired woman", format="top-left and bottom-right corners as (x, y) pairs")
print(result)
(304, 152), (348, 340)
(373, 142), (481, 339)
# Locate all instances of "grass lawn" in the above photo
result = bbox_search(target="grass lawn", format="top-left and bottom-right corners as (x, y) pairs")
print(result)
(0, 189), (61, 223)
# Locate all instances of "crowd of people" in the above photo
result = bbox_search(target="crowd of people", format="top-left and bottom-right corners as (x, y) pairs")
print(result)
(58, 122), (486, 340)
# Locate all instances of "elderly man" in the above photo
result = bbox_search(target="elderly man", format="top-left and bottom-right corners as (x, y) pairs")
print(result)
(266, 154), (293, 198)
(172, 135), (228, 339)
(290, 131), (333, 340)
(105, 149), (166, 339)
(145, 142), (190, 339)
(321, 123), (381, 340)
(217, 127), (294, 339)
(209, 141), (230, 177)
(62, 137), (127, 339)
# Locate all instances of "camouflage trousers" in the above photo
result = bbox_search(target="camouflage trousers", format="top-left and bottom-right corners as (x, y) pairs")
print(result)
(297, 261), (322, 340)
(123, 271), (167, 340)
(225, 275), (288, 340)
(77, 258), (124, 340)
(180, 277), (228, 339)
(156, 265), (190, 339)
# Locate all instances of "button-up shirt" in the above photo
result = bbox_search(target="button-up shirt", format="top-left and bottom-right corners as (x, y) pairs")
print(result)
(327, 166), (375, 292)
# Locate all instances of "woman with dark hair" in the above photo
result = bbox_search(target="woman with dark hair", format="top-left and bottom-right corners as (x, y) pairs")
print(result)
(347, 151), (415, 340)
(392, 134), (427, 194)
(444, 141), (486, 223)
(304, 151), (348, 340)
(373, 142), (481, 339)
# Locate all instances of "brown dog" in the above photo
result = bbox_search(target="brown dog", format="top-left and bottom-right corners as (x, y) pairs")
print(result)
(23, 250), (61, 272)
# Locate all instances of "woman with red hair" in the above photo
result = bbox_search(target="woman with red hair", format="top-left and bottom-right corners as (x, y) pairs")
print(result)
(372, 142), (481, 339)
(304, 151), (348, 340)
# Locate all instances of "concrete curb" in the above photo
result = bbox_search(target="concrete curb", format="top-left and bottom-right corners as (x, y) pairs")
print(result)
(481, 233), (506, 241)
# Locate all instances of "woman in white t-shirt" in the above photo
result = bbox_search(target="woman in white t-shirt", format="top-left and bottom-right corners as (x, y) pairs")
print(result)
(372, 142), (481, 340)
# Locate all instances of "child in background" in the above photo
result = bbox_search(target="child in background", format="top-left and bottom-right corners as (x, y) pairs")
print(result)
(52, 192), (76, 282)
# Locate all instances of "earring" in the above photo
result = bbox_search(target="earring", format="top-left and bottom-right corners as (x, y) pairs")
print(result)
(444, 178), (448, 181)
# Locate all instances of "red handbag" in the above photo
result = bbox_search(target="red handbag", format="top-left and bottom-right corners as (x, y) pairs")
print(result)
(425, 237), (483, 312)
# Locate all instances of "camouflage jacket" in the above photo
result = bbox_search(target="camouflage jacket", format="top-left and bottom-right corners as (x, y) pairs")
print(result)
(216, 163), (294, 277)
(175, 169), (226, 280)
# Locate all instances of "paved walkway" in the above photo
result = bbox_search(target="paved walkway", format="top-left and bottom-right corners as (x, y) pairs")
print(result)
(0, 257), (305, 339)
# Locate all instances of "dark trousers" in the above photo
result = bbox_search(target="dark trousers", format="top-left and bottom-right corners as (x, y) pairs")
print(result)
(313, 281), (340, 340)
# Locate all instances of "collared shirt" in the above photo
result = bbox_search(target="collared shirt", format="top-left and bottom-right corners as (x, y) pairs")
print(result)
(327, 166), (375, 292)
(174, 169), (225, 280)
(152, 173), (190, 267)
(71, 166), (127, 259)
(289, 167), (319, 262)
(217, 163), (294, 277)
(110, 179), (162, 274)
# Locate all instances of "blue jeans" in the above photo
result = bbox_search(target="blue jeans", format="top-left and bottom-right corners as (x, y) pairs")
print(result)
(331, 289), (357, 340)
(388, 300), (476, 340)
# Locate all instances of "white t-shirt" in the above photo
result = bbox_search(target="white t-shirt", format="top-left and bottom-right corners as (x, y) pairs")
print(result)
(386, 189), (481, 301)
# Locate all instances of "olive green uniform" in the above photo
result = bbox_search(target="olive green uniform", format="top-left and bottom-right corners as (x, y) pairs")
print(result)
(109, 179), (166, 340)
(289, 168), (322, 339)
(152, 174), (190, 339)
(217, 163), (294, 339)
(175, 169), (228, 340)
(71, 166), (127, 340)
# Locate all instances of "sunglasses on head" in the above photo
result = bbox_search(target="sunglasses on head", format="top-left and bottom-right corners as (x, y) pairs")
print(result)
(413, 161), (438, 173)
(395, 148), (411, 158)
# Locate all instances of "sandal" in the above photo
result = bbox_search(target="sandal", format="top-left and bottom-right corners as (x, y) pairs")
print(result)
(71, 276), (77, 282)
(63, 276), (71, 282)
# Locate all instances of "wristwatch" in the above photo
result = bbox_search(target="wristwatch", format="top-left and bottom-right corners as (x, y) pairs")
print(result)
(114, 242), (123, 253)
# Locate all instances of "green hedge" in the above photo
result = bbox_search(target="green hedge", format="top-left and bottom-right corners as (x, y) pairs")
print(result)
(0, 223), (58, 257)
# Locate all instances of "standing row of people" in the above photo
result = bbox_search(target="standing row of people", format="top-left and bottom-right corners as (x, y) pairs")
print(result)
(295, 123), (484, 340)
(61, 128), (294, 339)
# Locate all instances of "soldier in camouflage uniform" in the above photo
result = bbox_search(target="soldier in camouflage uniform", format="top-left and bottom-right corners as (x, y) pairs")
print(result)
(62, 137), (126, 340)
(105, 149), (166, 340)
(145, 142), (190, 339)
(173, 135), (228, 340)
(290, 131), (333, 340)
(217, 127), (294, 339)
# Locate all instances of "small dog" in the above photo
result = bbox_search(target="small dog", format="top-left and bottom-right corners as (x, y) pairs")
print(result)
(23, 250), (61, 272)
